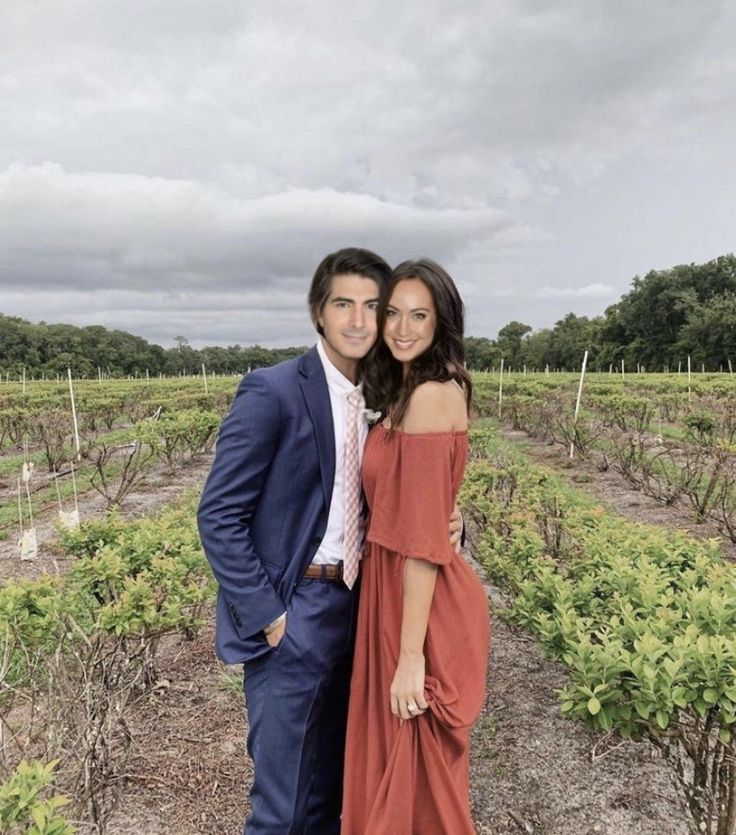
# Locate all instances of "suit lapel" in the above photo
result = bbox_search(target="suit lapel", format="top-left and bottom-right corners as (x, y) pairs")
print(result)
(299, 347), (336, 512)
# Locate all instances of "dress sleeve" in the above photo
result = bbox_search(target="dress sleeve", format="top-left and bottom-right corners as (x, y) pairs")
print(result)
(365, 434), (461, 566)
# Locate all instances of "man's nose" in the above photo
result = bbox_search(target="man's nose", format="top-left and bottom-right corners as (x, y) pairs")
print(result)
(350, 306), (365, 328)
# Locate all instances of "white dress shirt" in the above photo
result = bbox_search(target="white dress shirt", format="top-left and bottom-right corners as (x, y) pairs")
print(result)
(312, 339), (369, 565)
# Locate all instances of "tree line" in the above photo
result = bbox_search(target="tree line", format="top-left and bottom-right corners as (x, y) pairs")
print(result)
(0, 317), (305, 378)
(2, 253), (734, 377)
(467, 253), (736, 372)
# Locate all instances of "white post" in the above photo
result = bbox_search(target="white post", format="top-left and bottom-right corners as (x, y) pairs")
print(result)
(687, 355), (692, 402)
(67, 368), (81, 461)
(621, 358), (625, 382)
(202, 363), (209, 395)
(17, 477), (23, 536)
(146, 368), (150, 382)
(570, 350), (589, 459)
(71, 462), (79, 520)
(729, 359), (733, 376)
(22, 367), (26, 395)
(498, 358), (504, 421)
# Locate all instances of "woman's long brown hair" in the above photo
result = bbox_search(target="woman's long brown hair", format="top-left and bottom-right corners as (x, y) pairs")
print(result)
(360, 259), (472, 428)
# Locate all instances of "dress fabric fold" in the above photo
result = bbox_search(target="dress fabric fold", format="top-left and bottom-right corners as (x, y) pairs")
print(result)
(341, 426), (491, 835)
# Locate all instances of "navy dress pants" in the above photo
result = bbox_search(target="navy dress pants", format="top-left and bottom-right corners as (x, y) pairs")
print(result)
(242, 577), (359, 835)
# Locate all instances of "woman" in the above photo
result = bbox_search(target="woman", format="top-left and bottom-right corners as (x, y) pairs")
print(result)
(341, 260), (490, 834)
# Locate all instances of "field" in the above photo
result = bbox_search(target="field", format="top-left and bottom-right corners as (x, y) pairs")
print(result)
(1, 371), (735, 834)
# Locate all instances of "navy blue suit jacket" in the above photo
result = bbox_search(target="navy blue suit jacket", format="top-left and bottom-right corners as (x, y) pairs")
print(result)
(197, 346), (335, 664)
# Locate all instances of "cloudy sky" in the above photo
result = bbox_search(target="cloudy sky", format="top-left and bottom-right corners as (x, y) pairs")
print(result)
(1, 0), (734, 347)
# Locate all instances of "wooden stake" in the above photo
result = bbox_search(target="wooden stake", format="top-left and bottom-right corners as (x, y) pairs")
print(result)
(17, 478), (23, 536)
(67, 368), (81, 461)
(498, 358), (504, 420)
(71, 462), (79, 519)
(570, 350), (589, 459)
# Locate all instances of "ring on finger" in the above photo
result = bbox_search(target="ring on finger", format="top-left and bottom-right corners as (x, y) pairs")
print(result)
(407, 703), (418, 713)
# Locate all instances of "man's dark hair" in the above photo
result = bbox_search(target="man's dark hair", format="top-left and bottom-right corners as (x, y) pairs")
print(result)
(308, 247), (392, 335)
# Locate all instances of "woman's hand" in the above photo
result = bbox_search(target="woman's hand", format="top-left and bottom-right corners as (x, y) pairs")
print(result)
(390, 651), (428, 720)
(449, 504), (463, 553)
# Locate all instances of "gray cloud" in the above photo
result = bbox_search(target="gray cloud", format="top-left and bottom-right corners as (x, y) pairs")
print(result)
(1, 0), (735, 346)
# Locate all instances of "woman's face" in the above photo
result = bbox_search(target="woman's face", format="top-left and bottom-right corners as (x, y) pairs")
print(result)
(383, 278), (437, 364)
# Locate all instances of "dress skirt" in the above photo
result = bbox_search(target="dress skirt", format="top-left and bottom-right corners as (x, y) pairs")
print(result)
(341, 426), (490, 835)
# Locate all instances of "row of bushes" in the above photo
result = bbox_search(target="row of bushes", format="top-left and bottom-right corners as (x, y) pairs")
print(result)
(0, 498), (214, 833)
(461, 426), (736, 835)
(0, 409), (221, 539)
(482, 377), (736, 543)
(0, 391), (232, 463)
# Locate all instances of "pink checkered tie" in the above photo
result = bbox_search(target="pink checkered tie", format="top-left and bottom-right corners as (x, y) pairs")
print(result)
(343, 389), (363, 589)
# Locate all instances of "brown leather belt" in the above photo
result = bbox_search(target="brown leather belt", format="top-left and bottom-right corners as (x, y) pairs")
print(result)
(303, 562), (344, 582)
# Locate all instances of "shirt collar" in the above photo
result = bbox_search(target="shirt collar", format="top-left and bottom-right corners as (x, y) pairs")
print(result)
(316, 339), (363, 399)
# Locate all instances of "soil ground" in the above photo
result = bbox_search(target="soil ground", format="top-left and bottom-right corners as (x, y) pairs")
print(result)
(105, 585), (690, 835)
(2, 437), (700, 834)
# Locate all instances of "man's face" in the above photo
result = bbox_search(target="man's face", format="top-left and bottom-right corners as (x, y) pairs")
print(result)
(318, 273), (380, 379)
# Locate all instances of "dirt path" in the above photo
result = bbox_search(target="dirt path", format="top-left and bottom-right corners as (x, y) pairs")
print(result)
(106, 572), (689, 835)
(469, 586), (687, 835)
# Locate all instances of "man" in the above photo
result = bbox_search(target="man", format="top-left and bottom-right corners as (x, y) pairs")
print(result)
(197, 247), (462, 834)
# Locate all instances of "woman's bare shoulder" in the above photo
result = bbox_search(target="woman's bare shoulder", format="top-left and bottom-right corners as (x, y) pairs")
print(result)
(401, 380), (468, 434)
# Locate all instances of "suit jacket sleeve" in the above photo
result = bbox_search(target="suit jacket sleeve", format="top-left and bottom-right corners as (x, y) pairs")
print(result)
(197, 372), (286, 639)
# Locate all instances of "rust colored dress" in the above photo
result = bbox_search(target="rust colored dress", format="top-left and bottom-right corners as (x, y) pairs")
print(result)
(341, 426), (490, 835)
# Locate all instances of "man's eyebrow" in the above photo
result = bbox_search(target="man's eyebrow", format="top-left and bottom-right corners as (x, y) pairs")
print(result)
(330, 296), (380, 303)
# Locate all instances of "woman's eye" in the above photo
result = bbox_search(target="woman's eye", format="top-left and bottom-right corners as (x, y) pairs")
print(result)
(386, 309), (397, 317)
(414, 313), (426, 320)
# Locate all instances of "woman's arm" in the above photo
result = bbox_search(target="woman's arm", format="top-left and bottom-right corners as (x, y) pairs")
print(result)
(389, 380), (468, 721)
(390, 558), (437, 720)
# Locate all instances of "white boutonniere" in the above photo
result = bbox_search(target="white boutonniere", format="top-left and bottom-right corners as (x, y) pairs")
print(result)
(363, 408), (382, 425)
